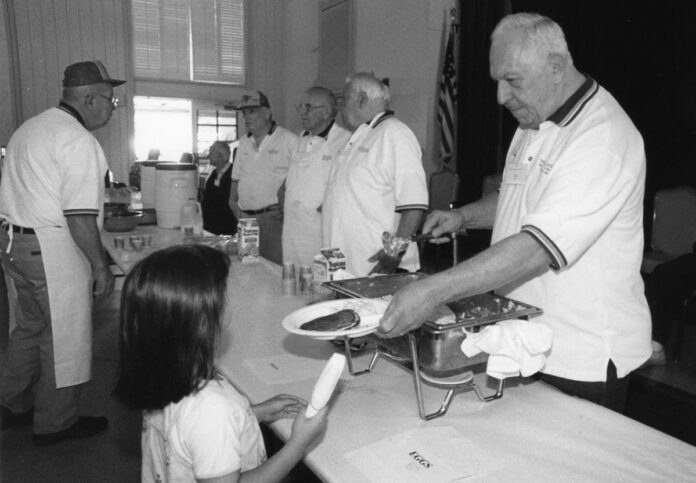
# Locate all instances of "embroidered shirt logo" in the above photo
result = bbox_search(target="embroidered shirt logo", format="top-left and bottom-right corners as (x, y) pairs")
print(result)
(538, 159), (554, 175)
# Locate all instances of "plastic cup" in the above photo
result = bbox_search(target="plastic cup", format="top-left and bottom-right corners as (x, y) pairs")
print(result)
(282, 261), (296, 279)
(129, 235), (143, 251)
(141, 234), (152, 247)
(300, 273), (313, 296)
(114, 237), (125, 249)
(281, 262), (297, 295)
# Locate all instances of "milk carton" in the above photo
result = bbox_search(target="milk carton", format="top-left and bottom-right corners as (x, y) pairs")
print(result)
(312, 248), (347, 282)
(237, 218), (260, 263)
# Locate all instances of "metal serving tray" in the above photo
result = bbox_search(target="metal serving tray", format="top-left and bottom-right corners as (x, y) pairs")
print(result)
(322, 272), (543, 420)
(324, 273), (543, 377)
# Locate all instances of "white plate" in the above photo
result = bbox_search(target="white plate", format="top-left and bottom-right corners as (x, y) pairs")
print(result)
(282, 298), (389, 340)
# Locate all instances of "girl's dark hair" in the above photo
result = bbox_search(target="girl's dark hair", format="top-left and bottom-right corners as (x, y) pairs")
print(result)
(114, 244), (231, 410)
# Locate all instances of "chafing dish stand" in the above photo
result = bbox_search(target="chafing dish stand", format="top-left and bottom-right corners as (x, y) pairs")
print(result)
(339, 333), (505, 420)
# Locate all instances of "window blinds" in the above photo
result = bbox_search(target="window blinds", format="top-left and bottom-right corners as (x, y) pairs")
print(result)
(132, 0), (245, 84)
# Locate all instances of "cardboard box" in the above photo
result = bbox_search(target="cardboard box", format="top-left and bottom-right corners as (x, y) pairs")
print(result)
(313, 247), (347, 281)
(237, 218), (260, 263)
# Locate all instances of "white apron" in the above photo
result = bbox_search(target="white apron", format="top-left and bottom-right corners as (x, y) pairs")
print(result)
(36, 226), (93, 388)
(283, 147), (328, 268)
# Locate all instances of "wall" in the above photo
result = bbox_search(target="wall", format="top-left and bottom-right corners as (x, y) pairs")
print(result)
(0, 0), (16, 146)
(3, 0), (131, 180)
(0, 0), (451, 181)
(353, 0), (455, 177)
(246, 0), (318, 134)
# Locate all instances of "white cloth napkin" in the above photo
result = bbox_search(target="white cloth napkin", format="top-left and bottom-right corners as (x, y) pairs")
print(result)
(460, 319), (553, 379)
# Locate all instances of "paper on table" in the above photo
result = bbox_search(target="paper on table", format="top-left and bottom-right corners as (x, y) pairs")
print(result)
(243, 354), (327, 385)
(345, 426), (494, 483)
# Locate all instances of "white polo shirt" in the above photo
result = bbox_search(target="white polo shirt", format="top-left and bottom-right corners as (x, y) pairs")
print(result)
(231, 124), (298, 211)
(282, 122), (351, 268)
(492, 78), (652, 381)
(322, 112), (428, 276)
(0, 106), (106, 228)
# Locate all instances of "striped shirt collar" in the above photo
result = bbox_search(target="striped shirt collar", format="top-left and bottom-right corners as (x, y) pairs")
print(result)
(57, 101), (86, 128)
(367, 110), (395, 129)
(303, 120), (335, 139)
(547, 76), (598, 127)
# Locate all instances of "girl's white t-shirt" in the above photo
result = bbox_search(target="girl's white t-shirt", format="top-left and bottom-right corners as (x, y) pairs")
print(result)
(141, 376), (266, 482)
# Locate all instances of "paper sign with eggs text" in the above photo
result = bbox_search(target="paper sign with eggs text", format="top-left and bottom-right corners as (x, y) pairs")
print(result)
(345, 426), (493, 482)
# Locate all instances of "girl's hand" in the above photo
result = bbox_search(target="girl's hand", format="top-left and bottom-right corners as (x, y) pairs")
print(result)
(252, 394), (306, 423)
(288, 406), (328, 452)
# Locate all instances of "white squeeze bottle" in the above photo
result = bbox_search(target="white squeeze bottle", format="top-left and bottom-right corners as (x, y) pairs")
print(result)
(306, 353), (346, 417)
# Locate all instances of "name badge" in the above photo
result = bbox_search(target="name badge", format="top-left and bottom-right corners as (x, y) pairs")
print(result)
(322, 155), (332, 161)
(503, 165), (527, 185)
(268, 149), (279, 155)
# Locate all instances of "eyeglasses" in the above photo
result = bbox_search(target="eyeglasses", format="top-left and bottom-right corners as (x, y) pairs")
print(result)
(91, 93), (120, 108)
(295, 103), (327, 114)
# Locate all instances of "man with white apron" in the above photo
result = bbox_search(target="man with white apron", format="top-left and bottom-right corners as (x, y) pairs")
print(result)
(282, 87), (350, 269)
(0, 61), (121, 445)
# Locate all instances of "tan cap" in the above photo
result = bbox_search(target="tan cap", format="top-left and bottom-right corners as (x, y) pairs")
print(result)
(234, 90), (270, 109)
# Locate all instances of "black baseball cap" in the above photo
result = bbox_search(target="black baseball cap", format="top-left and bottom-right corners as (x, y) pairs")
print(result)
(62, 61), (126, 87)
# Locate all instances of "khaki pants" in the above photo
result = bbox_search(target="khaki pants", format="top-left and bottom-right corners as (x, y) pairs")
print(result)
(0, 229), (80, 434)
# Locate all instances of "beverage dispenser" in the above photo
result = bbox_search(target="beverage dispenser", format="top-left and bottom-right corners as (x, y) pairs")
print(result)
(155, 162), (198, 228)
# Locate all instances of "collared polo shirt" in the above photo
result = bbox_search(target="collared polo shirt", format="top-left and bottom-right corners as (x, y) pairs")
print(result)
(0, 107), (106, 228)
(231, 123), (299, 210)
(285, 122), (350, 211)
(323, 111), (428, 276)
(493, 78), (651, 381)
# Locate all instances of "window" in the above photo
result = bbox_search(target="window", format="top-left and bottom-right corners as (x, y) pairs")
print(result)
(133, 97), (193, 162)
(132, 0), (245, 84)
(196, 109), (238, 155)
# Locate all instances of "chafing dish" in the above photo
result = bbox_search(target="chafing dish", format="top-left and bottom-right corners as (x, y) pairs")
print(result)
(323, 272), (543, 419)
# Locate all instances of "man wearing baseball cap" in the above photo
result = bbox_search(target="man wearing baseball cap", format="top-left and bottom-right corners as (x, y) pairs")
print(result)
(0, 60), (124, 444)
(229, 89), (298, 264)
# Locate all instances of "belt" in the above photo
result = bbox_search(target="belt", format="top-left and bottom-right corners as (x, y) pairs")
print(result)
(12, 225), (36, 235)
(243, 204), (278, 215)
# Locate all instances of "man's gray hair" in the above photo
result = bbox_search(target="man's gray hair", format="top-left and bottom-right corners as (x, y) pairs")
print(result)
(209, 140), (231, 158)
(492, 12), (573, 65)
(306, 86), (338, 117)
(345, 73), (390, 107)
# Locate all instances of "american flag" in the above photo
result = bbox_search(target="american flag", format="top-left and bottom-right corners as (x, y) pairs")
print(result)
(437, 23), (457, 165)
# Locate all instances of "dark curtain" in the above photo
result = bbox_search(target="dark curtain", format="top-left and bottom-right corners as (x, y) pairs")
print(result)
(456, 0), (514, 205)
(455, 0), (696, 240)
(515, 0), (696, 241)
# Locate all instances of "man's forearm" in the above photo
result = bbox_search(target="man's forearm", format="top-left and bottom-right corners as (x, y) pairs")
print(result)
(422, 231), (552, 305)
(459, 191), (499, 229)
(395, 209), (424, 238)
(65, 214), (110, 271)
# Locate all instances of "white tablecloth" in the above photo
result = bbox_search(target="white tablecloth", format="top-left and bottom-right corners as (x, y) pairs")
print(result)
(216, 259), (696, 483)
